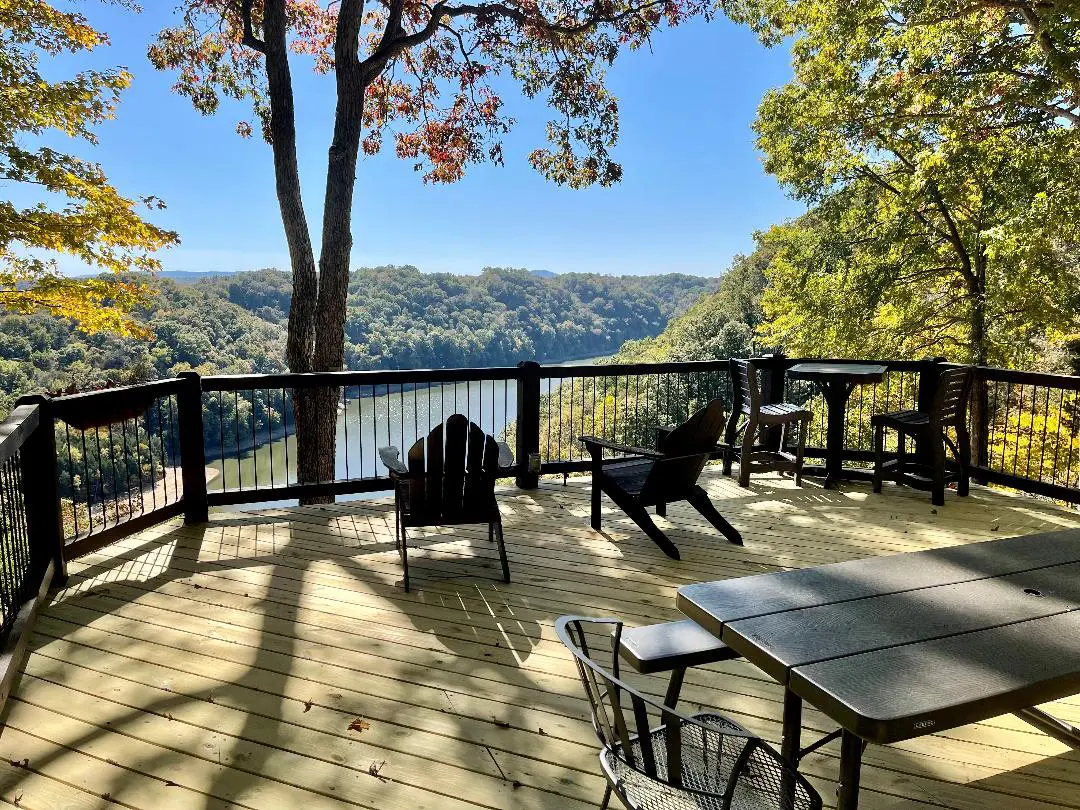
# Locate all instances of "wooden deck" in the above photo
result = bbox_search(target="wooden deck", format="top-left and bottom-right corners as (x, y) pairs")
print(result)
(4, 468), (1080, 810)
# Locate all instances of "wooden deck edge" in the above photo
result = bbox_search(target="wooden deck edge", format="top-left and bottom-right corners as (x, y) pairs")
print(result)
(0, 559), (54, 723)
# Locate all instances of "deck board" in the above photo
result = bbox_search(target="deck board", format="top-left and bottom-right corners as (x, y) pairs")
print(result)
(4, 469), (1080, 809)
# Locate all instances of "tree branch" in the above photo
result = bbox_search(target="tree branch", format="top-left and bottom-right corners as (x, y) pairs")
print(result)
(239, 0), (266, 54)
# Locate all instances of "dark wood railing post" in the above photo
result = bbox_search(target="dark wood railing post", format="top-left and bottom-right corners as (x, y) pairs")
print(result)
(914, 357), (946, 467)
(177, 371), (209, 524)
(515, 361), (541, 489)
(16, 394), (67, 587)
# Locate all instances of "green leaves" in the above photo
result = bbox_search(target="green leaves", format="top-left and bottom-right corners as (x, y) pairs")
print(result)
(730, 0), (1080, 368)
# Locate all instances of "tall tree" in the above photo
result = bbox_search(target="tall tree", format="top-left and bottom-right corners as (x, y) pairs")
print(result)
(150, 0), (714, 498)
(724, 0), (1080, 460)
(1, 0), (178, 336)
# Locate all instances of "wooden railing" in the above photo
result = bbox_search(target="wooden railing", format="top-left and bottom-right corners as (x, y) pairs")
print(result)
(22, 354), (1080, 566)
(0, 397), (65, 715)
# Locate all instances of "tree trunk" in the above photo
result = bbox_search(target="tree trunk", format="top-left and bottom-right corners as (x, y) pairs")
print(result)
(295, 14), (368, 505)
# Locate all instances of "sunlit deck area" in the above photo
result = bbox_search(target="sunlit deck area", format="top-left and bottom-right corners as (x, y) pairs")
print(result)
(4, 467), (1080, 809)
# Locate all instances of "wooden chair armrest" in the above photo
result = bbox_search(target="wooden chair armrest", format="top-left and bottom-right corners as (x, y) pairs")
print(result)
(579, 435), (663, 459)
(378, 446), (410, 477)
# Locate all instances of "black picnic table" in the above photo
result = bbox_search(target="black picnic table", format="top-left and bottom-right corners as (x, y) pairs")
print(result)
(676, 529), (1080, 810)
(786, 362), (887, 488)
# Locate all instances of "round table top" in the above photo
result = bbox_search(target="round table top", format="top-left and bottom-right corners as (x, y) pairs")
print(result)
(787, 362), (888, 382)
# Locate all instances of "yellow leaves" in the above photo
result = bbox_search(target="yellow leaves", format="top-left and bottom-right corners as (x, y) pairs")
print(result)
(1, 0), (177, 336)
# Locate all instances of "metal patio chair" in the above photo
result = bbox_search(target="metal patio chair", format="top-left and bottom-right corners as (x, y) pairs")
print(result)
(380, 414), (512, 591)
(723, 359), (811, 488)
(872, 365), (973, 506)
(557, 615), (823, 810)
(580, 399), (742, 560)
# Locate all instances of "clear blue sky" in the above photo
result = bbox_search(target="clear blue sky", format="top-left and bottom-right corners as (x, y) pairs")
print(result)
(57, 4), (802, 277)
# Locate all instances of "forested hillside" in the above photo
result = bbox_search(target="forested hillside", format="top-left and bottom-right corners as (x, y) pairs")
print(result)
(0, 266), (715, 414)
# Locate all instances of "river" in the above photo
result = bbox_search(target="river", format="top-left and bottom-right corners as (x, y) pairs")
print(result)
(208, 355), (607, 507)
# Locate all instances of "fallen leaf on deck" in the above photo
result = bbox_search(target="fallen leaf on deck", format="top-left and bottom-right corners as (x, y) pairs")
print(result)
(8, 759), (28, 769)
(349, 717), (371, 733)
(492, 717), (511, 728)
(303, 699), (313, 713)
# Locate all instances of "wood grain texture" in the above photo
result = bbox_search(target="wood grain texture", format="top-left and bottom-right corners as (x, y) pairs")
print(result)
(3, 469), (1080, 809)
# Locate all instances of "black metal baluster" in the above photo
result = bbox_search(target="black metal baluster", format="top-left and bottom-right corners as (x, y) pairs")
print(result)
(167, 395), (179, 499)
(1012, 384), (1025, 475)
(343, 385), (350, 480)
(546, 378), (553, 462)
(133, 417), (145, 516)
(249, 389), (257, 488)
(1037, 386), (1052, 481)
(234, 390), (242, 491)
(217, 394), (226, 489)
(1026, 386), (1039, 479)
(1051, 388), (1065, 485)
(282, 388), (291, 484)
(267, 388), (275, 487)
(64, 423), (79, 537)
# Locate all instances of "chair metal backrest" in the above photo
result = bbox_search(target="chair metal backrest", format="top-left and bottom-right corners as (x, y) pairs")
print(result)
(406, 413), (500, 516)
(556, 615), (823, 810)
(729, 359), (761, 417)
(640, 399), (726, 503)
(931, 366), (973, 427)
(556, 615), (722, 787)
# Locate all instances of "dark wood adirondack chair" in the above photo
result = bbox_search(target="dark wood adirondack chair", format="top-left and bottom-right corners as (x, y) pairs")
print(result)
(379, 414), (512, 591)
(872, 365), (974, 506)
(723, 359), (811, 487)
(580, 399), (742, 560)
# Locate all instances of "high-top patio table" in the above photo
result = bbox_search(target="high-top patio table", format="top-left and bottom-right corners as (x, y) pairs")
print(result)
(786, 362), (887, 488)
(676, 529), (1080, 810)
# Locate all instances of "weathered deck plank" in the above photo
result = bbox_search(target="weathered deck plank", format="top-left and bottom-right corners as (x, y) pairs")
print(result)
(3, 469), (1080, 809)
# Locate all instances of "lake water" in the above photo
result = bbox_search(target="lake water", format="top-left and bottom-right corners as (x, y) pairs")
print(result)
(209, 355), (606, 507)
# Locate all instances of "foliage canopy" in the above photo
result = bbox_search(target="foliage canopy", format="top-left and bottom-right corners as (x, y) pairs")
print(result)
(725, 0), (1080, 367)
(0, 0), (178, 335)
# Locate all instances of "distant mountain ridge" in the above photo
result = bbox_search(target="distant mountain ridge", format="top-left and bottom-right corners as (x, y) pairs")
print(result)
(0, 264), (718, 414)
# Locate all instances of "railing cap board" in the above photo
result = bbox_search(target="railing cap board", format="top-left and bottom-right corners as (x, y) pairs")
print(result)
(203, 365), (523, 391)
(50, 378), (185, 429)
(0, 404), (40, 467)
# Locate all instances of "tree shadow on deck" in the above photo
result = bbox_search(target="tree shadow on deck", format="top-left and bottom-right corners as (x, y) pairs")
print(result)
(0, 505), (577, 809)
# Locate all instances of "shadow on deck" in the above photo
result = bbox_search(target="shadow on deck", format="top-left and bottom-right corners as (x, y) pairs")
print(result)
(3, 468), (1080, 809)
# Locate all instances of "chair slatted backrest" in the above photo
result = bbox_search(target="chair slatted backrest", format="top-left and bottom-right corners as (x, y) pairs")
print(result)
(932, 366), (974, 427)
(556, 616), (687, 786)
(639, 399), (726, 504)
(405, 414), (500, 517)
(729, 359), (761, 417)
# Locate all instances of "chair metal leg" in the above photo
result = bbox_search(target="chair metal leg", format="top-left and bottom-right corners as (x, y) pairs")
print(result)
(599, 783), (612, 810)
